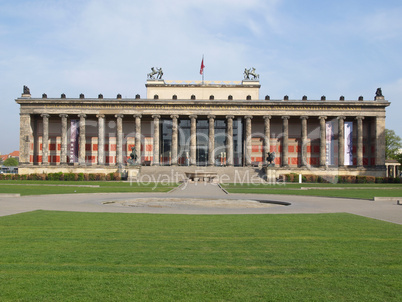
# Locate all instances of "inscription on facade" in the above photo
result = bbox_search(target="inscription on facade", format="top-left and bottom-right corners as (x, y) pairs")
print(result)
(41, 104), (362, 111)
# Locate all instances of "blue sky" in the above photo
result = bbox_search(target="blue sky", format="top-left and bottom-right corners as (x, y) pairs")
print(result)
(1, 0), (401, 154)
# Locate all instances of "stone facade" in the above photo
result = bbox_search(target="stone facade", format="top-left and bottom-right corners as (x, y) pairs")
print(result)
(16, 79), (390, 177)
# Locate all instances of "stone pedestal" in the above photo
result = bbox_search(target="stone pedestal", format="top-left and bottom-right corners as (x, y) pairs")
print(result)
(126, 167), (140, 182)
(265, 167), (278, 184)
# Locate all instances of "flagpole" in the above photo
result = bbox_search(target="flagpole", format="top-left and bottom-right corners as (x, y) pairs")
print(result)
(200, 55), (205, 85)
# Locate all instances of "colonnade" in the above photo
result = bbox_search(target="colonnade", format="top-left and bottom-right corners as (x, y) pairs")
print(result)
(19, 112), (386, 168)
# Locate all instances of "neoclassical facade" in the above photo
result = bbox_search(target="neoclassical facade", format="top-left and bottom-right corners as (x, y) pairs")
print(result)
(16, 79), (389, 176)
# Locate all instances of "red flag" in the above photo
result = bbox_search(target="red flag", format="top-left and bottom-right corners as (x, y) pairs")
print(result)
(200, 56), (205, 75)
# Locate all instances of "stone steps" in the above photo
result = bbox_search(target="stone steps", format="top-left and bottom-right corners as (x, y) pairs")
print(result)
(137, 166), (267, 183)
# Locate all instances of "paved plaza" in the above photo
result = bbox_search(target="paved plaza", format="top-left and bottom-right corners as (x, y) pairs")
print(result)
(0, 183), (401, 224)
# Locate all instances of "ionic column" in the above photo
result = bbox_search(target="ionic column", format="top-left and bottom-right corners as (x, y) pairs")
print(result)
(319, 116), (327, 167)
(134, 114), (142, 165)
(78, 114), (86, 165)
(190, 115), (197, 166)
(300, 116), (308, 167)
(41, 114), (50, 165)
(263, 115), (271, 165)
(115, 114), (123, 166)
(375, 116), (386, 167)
(152, 115), (161, 166)
(356, 116), (365, 167)
(60, 114), (68, 165)
(226, 115), (234, 166)
(337, 116), (345, 167)
(19, 113), (32, 165)
(282, 116), (289, 167)
(97, 115), (105, 165)
(171, 115), (179, 166)
(208, 115), (215, 166)
(245, 115), (253, 166)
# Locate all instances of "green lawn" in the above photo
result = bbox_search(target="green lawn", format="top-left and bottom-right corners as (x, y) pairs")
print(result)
(0, 180), (178, 195)
(221, 183), (402, 199)
(0, 211), (400, 301)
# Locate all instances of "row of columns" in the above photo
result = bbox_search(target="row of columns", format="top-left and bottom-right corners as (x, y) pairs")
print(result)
(21, 113), (384, 168)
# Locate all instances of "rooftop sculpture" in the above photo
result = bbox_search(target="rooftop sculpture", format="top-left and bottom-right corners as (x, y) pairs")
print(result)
(243, 67), (259, 80)
(147, 67), (163, 80)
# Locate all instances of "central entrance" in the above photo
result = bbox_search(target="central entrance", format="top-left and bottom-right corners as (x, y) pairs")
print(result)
(196, 120), (209, 166)
(162, 117), (245, 167)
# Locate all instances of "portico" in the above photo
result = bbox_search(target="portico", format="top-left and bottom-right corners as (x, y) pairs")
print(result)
(16, 79), (389, 177)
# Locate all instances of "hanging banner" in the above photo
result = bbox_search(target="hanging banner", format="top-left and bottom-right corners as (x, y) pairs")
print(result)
(344, 121), (353, 165)
(326, 121), (335, 165)
(70, 120), (79, 163)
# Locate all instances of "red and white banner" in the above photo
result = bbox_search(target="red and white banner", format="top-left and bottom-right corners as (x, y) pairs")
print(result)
(70, 120), (79, 163)
(344, 121), (353, 165)
(325, 121), (334, 165)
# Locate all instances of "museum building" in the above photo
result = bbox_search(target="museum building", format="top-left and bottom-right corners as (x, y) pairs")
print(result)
(16, 73), (390, 177)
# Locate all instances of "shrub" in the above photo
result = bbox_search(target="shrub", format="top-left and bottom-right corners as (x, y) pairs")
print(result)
(304, 174), (317, 183)
(64, 173), (76, 181)
(338, 175), (355, 183)
(356, 176), (367, 184)
(37, 174), (47, 181)
(83, 174), (90, 181)
(113, 172), (121, 181)
(291, 173), (299, 182)
(375, 177), (384, 183)
(77, 173), (84, 181)
(366, 176), (375, 183)
(94, 173), (106, 181)
(106, 174), (111, 181)
(47, 172), (63, 181)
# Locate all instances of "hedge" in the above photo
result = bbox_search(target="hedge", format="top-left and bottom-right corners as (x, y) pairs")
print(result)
(281, 174), (402, 184)
(0, 172), (121, 181)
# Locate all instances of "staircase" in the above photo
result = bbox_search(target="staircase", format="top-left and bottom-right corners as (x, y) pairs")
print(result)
(136, 166), (267, 184)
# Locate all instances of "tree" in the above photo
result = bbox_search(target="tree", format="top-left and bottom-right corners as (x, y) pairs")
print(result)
(385, 129), (402, 160)
(3, 157), (18, 166)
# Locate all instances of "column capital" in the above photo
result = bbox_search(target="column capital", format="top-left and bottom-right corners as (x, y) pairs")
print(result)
(134, 114), (142, 119)
(355, 116), (365, 120)
(78, 114), (86, 119)
(59, 114), (68, 118)
(208, 115), (216, 120)
(318, 116), (327, 120)
(337, 116), (346, 120)
(263, 115), (271, 120)
(96, 114), (105, 118)
(41, 113), (50, 118)
(152, 114), (161, 119)
(115, 114), (124, 119)
(245, 115), (253, 120)
(226, 115), (234, 120)
(189, 114), (197, 119)
(300, 115), (308, 120)
(282, 116), (290, 120)
(170, 114), (179, 119)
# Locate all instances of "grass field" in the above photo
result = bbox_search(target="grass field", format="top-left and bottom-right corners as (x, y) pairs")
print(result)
(0, 211), (400, 301)
(221, 183), (402, 199)
(2, 181), (402, 199)
(0, 180), (178, 195)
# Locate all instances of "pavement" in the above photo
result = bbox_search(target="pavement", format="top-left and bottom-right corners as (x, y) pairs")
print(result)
(0, 182), (401, 224)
